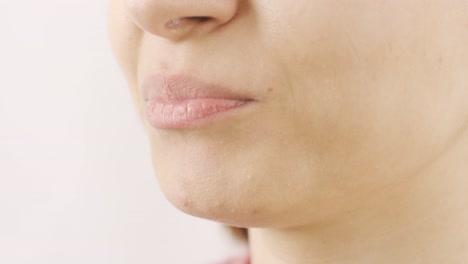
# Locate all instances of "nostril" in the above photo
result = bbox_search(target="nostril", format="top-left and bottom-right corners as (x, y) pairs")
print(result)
(128, 0), (239, 40)
(189, 16), (212, 23)
(165, 16), (213, 29)
(165, 18), (187, 28)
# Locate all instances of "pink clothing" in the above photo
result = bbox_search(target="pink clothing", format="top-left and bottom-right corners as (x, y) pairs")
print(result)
(217, 252), (250, 264)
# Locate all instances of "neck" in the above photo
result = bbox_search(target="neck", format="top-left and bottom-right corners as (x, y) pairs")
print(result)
(249, 130), (468, 264)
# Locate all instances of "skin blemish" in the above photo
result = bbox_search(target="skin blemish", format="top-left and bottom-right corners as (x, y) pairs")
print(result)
(438, 56), (444, 65)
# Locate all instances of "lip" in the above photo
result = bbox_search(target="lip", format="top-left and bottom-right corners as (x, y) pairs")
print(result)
(142, 74), (257, 129)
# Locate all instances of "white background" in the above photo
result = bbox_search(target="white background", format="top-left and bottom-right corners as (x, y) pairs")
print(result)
(0, 1), (245, 263)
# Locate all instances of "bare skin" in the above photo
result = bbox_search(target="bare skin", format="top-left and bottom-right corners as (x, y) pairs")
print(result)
(108, 0), (468, 263)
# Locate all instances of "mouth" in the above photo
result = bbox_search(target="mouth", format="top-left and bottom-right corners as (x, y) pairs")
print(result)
(142, 74), (257, 129)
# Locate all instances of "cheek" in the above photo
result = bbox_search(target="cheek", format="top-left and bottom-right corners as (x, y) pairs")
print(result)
(108, 0), (141, 80)
(263, 1), (463, 189)
(108, 0), (145, 117)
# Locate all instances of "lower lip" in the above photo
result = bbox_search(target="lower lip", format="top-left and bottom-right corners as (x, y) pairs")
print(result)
(145, 98), (254, 129)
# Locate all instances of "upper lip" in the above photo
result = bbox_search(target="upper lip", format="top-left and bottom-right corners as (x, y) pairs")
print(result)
(141, 74), (256, 102)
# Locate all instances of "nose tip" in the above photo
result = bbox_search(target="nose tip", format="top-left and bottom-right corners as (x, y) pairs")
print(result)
(126, 0), (239, 41)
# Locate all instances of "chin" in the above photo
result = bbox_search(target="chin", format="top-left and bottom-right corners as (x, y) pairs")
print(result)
(150, 156), (276, 227)
(143, 116), (315, 228)
(160, 173), (260, 226)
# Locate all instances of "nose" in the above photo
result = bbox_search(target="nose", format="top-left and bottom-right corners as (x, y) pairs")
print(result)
(125, 0), (240, 41)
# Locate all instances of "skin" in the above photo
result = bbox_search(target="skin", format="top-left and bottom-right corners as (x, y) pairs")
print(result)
(108, 0), (468, 263)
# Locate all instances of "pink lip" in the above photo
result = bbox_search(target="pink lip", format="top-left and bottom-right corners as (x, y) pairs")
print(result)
(142, 74), (256, 129)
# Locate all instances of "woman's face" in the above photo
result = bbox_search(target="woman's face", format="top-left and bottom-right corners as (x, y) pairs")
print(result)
(108, 0), (468, 227)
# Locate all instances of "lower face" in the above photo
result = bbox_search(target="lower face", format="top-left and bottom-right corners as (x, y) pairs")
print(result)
(108, 0), (468, 228)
